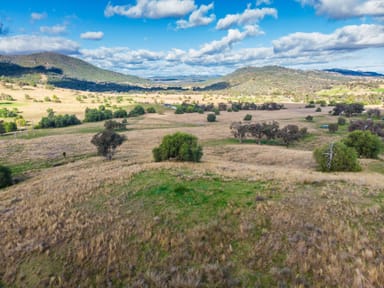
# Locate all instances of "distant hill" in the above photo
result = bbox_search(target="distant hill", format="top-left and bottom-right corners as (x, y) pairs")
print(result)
(195, 66), (351, 97)
(0, 52), (150, 86)
(323, 68), (384, 77)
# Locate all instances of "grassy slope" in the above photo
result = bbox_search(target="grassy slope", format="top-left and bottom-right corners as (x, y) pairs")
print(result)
(1, 86), (384, 286)
(0, 52), (150, 85)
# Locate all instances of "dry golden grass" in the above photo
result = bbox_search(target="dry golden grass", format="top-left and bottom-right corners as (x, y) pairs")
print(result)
(1, 83), (384, 287)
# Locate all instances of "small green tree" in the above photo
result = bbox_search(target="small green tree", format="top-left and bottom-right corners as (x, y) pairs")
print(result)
(338, 117), (346, 126)
(129, 105), (145, 117)
(305, 115), (313, 121)
(152, 132), (203, 162)
(0, 165), (12, 189)
(91, 129), (126, 160)
(207, 113), (216, 122)
(244, 114), (252, 121)
(146, 107), (156, 113)
(342, 130), (382, 158)
(314, 142), (361, 172)
(328, 123), (339, 133)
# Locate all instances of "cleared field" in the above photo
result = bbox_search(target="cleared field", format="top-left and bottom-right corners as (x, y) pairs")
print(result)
(1, 84), (384, 287)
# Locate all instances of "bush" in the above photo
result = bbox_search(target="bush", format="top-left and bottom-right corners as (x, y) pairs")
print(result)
(128, 105), (145, 117)
(213, 108), (220, 115)
(338, 117), (346, 125)
(152, 132), (203, 162)
(305, 115), (313, 121)
(146, 107), (156, 113)
(342, 130), (382, 158)
(38, 111), (81, 128)
(91, 129), (126, 160)
(243, 114), (252, 121)
(104, 120), (127, 131)
(314, 142), (361, 172)
(315, 107), (322, 112)
(328, 123), (339, 133)
(175, 106), (184, 114)
(0, 165), (12, 189)
(84, 106), (113, 122)
(207, 113), (216, 122)
(113, 108), (128, 118)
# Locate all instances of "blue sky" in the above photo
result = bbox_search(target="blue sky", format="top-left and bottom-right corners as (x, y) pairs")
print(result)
(0, 0), (384, 77)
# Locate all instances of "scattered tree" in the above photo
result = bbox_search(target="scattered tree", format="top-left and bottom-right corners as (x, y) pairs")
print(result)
(91, 129), (126, 160)
(328, 123), (339, 133)
(367, 108), (381, 119)
(342, 130), (382, 158)
(314, 142), (361, 172)
(207, 113), (216, 122)
(244, 114), (252, 121)
(128, 105), (145, 117)
(337, 117), (346, 126)
(146, 107), (156, 113)
(278, 125), (306, 147)
(104, 120), (127, 131)
(152, 132), (203, 162)
(84, 106), (113, 122)
(348, 119), (384, 137)
(113, 108), (128, 118)
(305, 115), (313, 121)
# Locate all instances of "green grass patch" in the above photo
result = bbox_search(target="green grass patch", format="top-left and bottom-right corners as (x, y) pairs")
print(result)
(7, 153), (95, 176)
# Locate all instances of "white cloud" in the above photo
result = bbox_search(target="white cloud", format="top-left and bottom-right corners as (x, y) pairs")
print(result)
(297, 0), (384, 19)
(104, 0), (196, 19)
(256, 0), (272, 6)
(176, 3), (215, 29)
(191, 25), (262, 57)
(80, 31), (104, 40)
(216, 6), (277, 30)
(0, 35), (79, 55)
(40, 24), (67, 35)
(273, 24), (384, 55)
(31, 12), (47, 21)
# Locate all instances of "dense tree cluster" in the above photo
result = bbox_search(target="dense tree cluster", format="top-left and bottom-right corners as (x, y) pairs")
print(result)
(84, 105), (113, 122)
(230, 121), (307, 146)
(153, 132), (203, 162)
(38, 109), (81, 128)
(348, 119), (384, 137)
(174, 102), (284, 114)
(343, 130), (382, 158)
(331, 103), (364, 117)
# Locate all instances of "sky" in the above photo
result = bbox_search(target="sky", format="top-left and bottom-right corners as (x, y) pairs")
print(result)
(0, 0), (384, 77)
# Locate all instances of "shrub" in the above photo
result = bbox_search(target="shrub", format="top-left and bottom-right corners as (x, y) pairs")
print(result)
(213, 108), (220, 115)
(367, 108), (381, 119)
(0, 165), (12, 189)
(84, 106), (113, 122)
(128, 105), (145, 117)
(146, 107), (156, 113)
(338, 117), (346, 125)
(305, 115), (313, 121)
(314, 142), (361, 172)
(113, 108), (128, 118)
(3, 121), (17, 133)
(278, 124), (305, 147)
(175, 106), (184, 114)
(342, 130), (382, 158)
(104, 120), (127, 131)
(328, 123), (339, 133)
(152, 132), (203, 162)
(315, 107), (322, 112)
(91, 129), (126, 160)
(207, 113), (216, 122)
(0, 122), (5, 134)
(243, 114), (252, 121)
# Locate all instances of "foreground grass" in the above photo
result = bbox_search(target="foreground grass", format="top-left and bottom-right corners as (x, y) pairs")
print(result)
(2, 167), (384, 287)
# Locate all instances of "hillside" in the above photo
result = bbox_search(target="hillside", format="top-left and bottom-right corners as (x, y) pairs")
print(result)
(0, 52), (150, 86)
(196, 66), (352, 99)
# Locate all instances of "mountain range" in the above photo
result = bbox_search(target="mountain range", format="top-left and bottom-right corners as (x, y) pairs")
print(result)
(0, 52), (382, 95)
